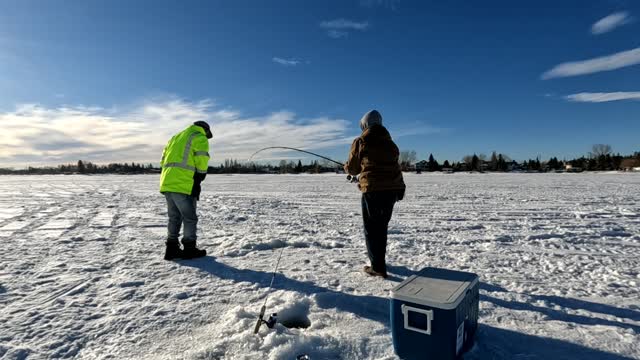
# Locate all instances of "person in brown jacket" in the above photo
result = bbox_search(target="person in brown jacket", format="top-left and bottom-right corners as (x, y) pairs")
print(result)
(345, 110), (406, 278)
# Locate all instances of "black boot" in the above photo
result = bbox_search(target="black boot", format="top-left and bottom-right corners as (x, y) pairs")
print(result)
(363, 265), (388, 278)
(164, 241), (183, 260)
(182, 241), (206, 259)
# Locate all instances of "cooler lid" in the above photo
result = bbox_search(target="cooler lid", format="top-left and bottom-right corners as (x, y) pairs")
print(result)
(390, 267), (478, 310)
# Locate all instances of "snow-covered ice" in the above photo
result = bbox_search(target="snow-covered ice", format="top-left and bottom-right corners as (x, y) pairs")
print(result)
(0, 173), (638, 359)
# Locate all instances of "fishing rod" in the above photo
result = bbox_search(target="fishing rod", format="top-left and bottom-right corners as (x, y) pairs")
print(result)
(248, 146), (344, 167)
(248, 146), (358, 182)
(253, 245), (286, 334)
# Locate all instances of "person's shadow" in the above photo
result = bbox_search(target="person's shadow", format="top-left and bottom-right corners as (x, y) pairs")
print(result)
(179, 258), (636, 359)
(468, 324), (635, 359)
(179, 256), (389, 325)
(480, 282), (640, 333)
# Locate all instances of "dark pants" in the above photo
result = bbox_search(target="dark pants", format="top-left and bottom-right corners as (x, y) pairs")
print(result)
(361, 191), (398, 273)
(165, 192), (198, 244)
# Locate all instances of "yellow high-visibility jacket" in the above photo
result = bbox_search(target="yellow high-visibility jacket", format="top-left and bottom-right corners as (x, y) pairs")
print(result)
(159, 125), (210, 195)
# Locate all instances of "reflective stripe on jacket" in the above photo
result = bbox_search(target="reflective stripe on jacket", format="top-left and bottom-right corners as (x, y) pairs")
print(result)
(159, 125), (210, 195)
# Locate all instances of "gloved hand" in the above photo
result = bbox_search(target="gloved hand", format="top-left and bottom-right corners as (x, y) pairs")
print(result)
(191, 183), (201, 201)
(192, 172), (206, 201)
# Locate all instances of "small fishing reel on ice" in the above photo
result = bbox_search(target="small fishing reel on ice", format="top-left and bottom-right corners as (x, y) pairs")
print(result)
(346, 175), (359, 183)
(264, 313), (277, 329)
(254, 306), (278, 333)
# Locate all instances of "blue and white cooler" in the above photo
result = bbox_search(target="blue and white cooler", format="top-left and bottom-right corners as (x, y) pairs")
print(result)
(390, 267), (479, 360)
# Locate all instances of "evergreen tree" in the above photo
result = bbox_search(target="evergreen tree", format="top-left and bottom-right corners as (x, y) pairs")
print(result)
(427, 154), (439, 171)
(471, 154), (479, 171)
(497, 154), (506, 171)
(489, 151), (498, 171)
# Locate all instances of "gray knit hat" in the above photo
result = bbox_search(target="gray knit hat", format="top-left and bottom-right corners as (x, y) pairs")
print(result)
(359, 110), (382, 131)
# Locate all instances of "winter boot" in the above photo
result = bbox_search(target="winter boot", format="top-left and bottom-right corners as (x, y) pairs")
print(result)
(164, 241), (183, 260)
(363, 265), (387, 278)
(182, 241), (206, 259)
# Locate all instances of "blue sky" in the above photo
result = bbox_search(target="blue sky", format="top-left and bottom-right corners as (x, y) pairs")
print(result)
(0, 0), (639, 166)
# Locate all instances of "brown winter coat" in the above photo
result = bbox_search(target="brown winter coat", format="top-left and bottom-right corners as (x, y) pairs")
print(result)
(344, 125), (406, 194)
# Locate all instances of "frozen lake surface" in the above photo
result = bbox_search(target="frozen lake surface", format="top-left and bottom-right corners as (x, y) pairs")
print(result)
(0, 173), (638, 359)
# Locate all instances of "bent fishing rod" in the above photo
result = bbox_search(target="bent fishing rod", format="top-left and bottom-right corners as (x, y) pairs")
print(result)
(248, 147), (344, 167)
(248, 146), (358, 182)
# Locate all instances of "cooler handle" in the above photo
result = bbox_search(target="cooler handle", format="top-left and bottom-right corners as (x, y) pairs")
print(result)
(401, 304), (433, 335)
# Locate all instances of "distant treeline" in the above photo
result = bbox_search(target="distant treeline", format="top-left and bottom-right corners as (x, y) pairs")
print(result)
(0, 161), (159, 175)
(0, 159), (339, 175)
(414, 151), (640, 173)
(208, 159), (340, 174)
(408, 144), (640, 173)
(1, 145), (638, 175)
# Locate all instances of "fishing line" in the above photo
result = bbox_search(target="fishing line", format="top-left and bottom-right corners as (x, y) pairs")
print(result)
(248, 146), (344, 167)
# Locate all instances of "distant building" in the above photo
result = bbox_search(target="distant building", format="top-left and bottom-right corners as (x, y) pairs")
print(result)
(415, 160), (428, 172)
(621, 158), (640, 171)
(508, 161), (522, 172)
(565, 164), (583, 173)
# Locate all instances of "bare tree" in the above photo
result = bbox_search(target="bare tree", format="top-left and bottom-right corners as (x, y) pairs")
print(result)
(590, 144), (612, 158)
(279, 160), (288, 174)
(399, 150), (417, 171)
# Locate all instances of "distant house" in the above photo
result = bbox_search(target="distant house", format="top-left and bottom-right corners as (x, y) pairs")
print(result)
(415, 160), (428, 172)
(442, 167), (454, 173)
(508, 161), (522, 172)
(621, 158), (640, 171)
(565, 164), (583, 173)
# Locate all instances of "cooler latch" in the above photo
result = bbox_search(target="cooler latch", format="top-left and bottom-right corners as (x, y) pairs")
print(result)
(401, 304), (433, 335)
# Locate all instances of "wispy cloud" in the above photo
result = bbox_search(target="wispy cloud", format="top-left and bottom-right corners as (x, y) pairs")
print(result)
(360, 0), (399, 10)
(541, 47), (640, 79)
(272, 57), (301, 66)
(591, 11), (632, 35)
(320, 18), (369, 38)
(565, 92), (640, 103)
(0, 99), (352, 167)
(392, 124), (447, 138)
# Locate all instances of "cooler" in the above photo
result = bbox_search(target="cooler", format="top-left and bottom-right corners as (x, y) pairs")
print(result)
(390, 267), (479, 360)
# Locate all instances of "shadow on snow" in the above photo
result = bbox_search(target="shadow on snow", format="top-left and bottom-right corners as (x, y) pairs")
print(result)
(179, 256), (389, 325)
(179, 258), (636, 359)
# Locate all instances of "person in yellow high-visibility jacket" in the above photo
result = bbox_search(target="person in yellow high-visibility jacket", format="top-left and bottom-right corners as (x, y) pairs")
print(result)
(159, 121), (212, 260)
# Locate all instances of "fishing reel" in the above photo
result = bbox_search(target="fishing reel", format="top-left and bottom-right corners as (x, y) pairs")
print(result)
(346, 175), (359, 183)
(254, 306), (278, 334)
(263, 313), (278, 329)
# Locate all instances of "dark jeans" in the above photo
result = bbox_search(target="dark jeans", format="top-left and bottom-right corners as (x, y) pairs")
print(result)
(165, 192), (198, 243)
(361, 191), (398, 273)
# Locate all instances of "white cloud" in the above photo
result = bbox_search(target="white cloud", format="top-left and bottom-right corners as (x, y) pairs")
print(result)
(327, 30), (349, 39)
(565, 92), (640, 103)
(0, 99), (353, 167)
(591, 12), (632, 35)
(272, 57), (301, 66)
(320, 19), (369, 38)
(321, 19), (369, 31)
(360, 0), (399, 10)
(541, 47), (640, 79)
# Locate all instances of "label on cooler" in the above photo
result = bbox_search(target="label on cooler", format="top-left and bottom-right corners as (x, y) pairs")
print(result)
(456, 322), (464, 355)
